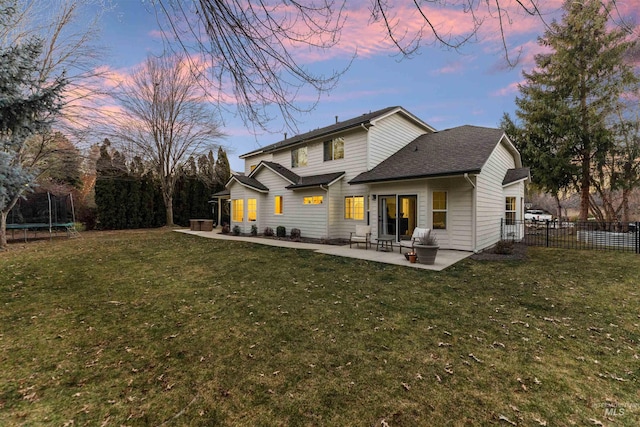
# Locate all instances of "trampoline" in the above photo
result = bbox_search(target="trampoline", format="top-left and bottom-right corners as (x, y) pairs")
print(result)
(6, 191), (79, 242)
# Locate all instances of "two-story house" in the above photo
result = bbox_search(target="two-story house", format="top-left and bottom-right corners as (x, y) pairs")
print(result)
(215, 106), (529, 252)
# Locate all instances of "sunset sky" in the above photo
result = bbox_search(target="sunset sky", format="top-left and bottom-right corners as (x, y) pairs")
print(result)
(89, 0), (639, 171)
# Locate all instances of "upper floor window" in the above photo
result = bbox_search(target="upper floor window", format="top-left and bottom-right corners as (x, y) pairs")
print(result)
(323, 137), (344, 161)
(250, 164), (257, 172)
(291, 146), (307, 168)
(432, 191), (447, 229)
(345, 196), (364, 220)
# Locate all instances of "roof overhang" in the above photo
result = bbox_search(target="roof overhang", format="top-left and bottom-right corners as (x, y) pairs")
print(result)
(349, 170), (481, 185)
(226, 175), (269, 193)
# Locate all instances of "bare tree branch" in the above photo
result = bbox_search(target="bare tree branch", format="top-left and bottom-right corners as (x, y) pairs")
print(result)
(108, 54), (225, 226)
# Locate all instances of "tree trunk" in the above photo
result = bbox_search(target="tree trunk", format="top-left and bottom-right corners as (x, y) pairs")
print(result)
(164, 195), (174, 227)
(554, 193), (562, 220)
(0, 210), (8, 250)
(579, 150), (591, 221)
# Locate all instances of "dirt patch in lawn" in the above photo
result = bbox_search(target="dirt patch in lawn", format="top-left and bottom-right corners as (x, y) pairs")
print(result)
(470, 242), (528, 261)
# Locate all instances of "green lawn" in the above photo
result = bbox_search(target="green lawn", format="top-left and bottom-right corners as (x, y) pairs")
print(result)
(1, 229), (639, 426)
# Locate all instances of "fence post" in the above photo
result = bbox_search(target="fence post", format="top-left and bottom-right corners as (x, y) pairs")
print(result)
(500, 218), (504, 241)
(546, 220), (550, 247)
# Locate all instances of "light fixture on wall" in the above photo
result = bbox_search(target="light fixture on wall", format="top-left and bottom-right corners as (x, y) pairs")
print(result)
(371, 194), (376, 201)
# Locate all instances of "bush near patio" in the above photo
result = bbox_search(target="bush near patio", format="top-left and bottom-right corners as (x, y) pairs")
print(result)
(1, 229), (639, 426)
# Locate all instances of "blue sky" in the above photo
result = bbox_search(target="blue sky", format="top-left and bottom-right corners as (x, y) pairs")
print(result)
(91, 0), (639, 171)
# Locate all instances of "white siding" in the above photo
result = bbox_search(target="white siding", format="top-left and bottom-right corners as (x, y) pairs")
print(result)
(270, 128), (369, 181)
(368, 113), (431, 168)
(242, 152), (273, 176)
(364, 177), (474, 251)
(253, 167), (328, 239)
(475, 140), (518, 251)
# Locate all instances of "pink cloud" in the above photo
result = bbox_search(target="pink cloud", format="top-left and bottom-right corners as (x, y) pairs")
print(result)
(431, 61), (466, 75)
(491, 80), (523, 97)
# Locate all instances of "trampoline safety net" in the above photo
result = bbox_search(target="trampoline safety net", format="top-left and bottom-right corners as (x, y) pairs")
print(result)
(8, 192), (75, 226)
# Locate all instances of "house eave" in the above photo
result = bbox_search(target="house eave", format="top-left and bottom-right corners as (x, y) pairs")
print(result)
(349, 170), (481, 185)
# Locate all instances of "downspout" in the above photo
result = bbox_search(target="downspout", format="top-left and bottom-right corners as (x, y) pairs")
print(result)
(464, 173), (478, 252)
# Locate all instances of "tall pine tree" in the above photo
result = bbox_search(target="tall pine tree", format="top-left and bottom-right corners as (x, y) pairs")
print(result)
(0, 2), (66, 249)
(514, 0), (638, 221)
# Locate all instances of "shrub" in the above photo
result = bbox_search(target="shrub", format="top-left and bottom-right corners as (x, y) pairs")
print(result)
(290, 228), (301, 241)
(276, 226), (286, 237)
(263, 227), (274, 237)
(221, 224), (230, 234)
(493, 239), (514, 255)
(232, 225), (241, 236)
(251, 224), (258, 236)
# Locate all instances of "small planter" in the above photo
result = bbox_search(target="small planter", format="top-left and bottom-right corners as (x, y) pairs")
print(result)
(408, 253), (417, 263)
(414, 244), (438, 265)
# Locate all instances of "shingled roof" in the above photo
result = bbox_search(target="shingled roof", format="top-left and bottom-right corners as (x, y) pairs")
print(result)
(228, 174), (269, 192)
(286, 171), (345, 189)
(350, 125), (508, 184)
(252, 160), (344, 190)
(503, 168), (530, 185)
(240, 106), (433, 158)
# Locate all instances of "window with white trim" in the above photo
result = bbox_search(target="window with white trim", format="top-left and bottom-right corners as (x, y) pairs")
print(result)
(345, 196), (364, 220)
(232, 199), (243, 222)
(248, 198), (257, 222)
(291, 146), (307, 168)
(432, 191), (447, 229)
(323, 137), (344, 161)
(303, 196), (324, 205)
(505, 197), (516, 225)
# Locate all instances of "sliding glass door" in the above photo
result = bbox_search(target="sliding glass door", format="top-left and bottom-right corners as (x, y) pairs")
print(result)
(378, 195), (417, 240)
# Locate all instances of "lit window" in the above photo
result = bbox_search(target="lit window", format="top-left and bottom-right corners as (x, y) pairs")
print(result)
(345, 196), (364, 220)
(248, 198), (257, 222)
(505, 197), (516, 225)
(274, 196), (283, 214)
(291, 146), (307, 168)
(432, 191), (447, 229)
(303, 196), (324, 205)
(250, 164), (257, 172)
(232, 199), (243, 222)
(323, 137), (344, 161)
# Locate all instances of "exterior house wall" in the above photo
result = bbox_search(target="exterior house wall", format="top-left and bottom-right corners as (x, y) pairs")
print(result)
(475, 139), (517, 250)
(268, 128), (368, 179)
(227, 182), (257, 234)
(243, 153), (273, 176)
(368, 113), (431, 169)
(365, 178), (474, 251)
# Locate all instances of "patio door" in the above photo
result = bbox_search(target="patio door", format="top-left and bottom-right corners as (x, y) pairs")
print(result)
(378, 196), (397, 238)
(378, 195), (417, 240)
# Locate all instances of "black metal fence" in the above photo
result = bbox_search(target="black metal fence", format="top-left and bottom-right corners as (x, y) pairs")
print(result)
(501, 219), (640, 254)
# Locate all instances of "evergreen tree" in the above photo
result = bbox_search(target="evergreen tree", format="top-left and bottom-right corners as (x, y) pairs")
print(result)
(214, 147), (231, 193)
(0, 4), (66, 248)
(514, 0), (638, 221)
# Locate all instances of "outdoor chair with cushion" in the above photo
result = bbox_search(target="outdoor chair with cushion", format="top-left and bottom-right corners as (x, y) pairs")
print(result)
(399, 227), (430, 253)
(350, 225), (372, 249)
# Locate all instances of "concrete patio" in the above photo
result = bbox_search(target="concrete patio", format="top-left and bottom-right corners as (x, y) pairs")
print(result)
(176, 229), (472, 271)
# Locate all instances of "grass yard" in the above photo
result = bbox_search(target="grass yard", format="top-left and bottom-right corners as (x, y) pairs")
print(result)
(1, 229), (639, 426)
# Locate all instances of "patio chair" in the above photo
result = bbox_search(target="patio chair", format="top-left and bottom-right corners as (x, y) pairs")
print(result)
(399, 227), (430, 253)
(349, 225), (371, 249)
